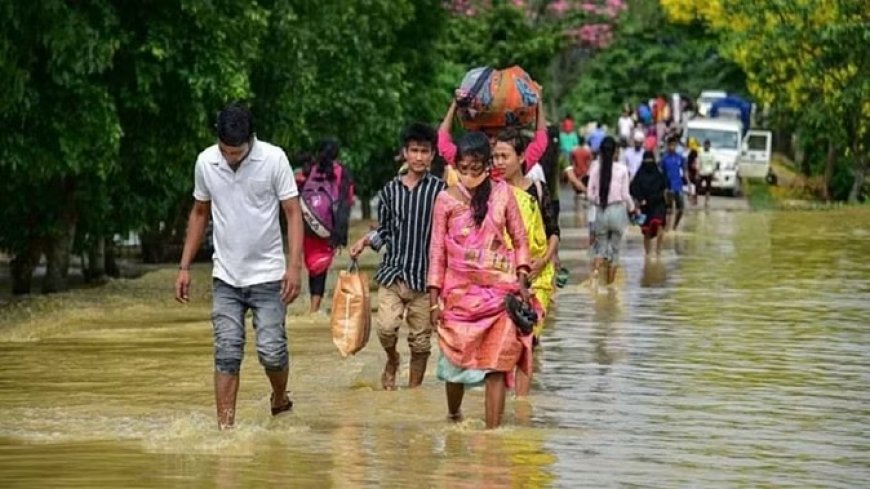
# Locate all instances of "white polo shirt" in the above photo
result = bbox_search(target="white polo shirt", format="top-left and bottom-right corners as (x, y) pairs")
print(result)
(193, 138), (298, 287)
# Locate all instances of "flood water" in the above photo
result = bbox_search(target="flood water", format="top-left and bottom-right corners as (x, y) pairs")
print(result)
(1, 203), (869, 488)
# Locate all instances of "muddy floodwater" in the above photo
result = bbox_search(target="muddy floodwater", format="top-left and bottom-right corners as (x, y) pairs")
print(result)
(1, 204), (869, 488)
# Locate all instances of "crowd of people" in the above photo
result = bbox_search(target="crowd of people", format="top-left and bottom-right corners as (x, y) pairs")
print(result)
(559, 97), (720, 261)
(173, 92), (713, 431)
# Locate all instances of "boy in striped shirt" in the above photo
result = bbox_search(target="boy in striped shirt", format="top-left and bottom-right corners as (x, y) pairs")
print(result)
(350, 122), (446, 390)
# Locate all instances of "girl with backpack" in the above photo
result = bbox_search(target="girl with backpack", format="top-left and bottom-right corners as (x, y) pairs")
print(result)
(295, 139), (354, 314)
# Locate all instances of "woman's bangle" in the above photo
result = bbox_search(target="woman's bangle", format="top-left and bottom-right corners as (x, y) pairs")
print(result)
(430, 304), (440, 311)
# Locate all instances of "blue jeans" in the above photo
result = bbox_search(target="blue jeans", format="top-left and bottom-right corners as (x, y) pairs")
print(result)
(212, 278), (289, 374)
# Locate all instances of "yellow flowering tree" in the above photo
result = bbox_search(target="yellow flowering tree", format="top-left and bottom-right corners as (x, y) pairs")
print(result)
(661, 0), (869, 201)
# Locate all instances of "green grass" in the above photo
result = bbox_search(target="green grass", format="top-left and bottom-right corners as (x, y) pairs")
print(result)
(744, 178), (777, 211)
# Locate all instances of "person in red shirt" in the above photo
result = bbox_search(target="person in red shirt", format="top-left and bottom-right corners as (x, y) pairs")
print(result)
(565, 140), (592, 195)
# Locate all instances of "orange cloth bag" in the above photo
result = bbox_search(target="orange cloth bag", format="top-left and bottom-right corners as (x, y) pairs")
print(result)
(330, 260), (371, 357)
(455, 65), (541, 131)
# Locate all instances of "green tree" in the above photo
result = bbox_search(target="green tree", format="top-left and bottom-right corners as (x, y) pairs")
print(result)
(662, 0), (870, 201)
(252, 0), (449, 218)
(107, 0), (268, 263)
(0, 1), (121, 294)
(0, 0), (270, 294)
(442, 0), (628, 116)
(563, 0), (746, 124)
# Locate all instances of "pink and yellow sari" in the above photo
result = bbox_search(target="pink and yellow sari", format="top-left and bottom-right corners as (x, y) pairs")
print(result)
(508, 186), (555, 337)
(428, 181), (531, 384)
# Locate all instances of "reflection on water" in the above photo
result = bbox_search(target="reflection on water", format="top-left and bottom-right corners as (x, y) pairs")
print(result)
(1, 207), (869, 487)
(640, 259), (667, 288)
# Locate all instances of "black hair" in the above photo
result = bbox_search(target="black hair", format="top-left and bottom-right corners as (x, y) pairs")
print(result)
(401, 122), (437, 149)
(295, 151), (315, 174)
(315, 138), (340, 181)
(598, 136), (617, 209)
(642, 150), (656, 165)
(667, 135), (679, 145)
(456, 132), (492, 227)
(308, 138), (350, 248)
(539, 124), (561, 178)
(216, 102), (254, 146)
(546, 124), (559, 139)
(430, 152), (446, 179)
(495, 127), (529, 156)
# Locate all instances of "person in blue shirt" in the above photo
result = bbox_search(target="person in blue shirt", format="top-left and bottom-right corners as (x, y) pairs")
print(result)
(661, 136), (688, 230)
(587, 122), (606, 154)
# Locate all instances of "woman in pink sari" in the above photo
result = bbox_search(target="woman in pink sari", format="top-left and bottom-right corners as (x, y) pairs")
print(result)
(428, 132), (532, 429)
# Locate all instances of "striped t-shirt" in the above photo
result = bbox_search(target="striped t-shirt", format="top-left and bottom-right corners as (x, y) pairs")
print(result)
(370, 172), (446, 292)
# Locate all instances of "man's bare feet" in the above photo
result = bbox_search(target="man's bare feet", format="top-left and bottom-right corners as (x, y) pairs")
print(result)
(381, 351), (400, 391)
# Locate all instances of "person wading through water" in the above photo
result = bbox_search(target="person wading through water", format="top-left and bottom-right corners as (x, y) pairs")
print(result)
(492, 128), (560, 396)
(350, 122), (446, 390)
(175, 102), (303, 429)
(428, 132), (533, 429)
(296, 139), (354, 314)
(630, 151), (669, 257)
(586, 136), (638, 286)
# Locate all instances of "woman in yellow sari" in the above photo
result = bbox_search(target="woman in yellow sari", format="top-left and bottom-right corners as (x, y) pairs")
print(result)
(492, 128), (560, 397)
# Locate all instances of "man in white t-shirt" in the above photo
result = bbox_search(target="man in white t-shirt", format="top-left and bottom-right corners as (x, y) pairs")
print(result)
(174, 102), (304, 430)
(621, 129), (646, 180)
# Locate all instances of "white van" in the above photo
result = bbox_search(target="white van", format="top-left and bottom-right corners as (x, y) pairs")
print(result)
(686, 118), (743, 195)
(738, 130), (773, 179)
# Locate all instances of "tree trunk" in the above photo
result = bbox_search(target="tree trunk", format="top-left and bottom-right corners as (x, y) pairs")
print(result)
(105, 238), (120, 278)
(9, 248), (39, 295)
(140, 228), (164, 264)
(361, 198), (372, 220)
(86, 238), (106, 282)
(822, 143), (837, 201)
(848, 153), (866, 204)
(42, 219), (76, 294)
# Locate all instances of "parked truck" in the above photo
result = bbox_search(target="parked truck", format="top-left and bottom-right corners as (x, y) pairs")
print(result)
(688, 94), (773, 194)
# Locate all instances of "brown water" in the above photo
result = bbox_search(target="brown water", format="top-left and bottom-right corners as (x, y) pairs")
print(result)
(1, 206), (869, 488)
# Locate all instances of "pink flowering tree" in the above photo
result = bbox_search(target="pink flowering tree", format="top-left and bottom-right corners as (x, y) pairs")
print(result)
(442, 0), (626, 113)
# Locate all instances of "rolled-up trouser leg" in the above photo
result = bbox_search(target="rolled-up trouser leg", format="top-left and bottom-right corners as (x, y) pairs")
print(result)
(377, 283), (404, 350)
(212, 279), (247, 374)
(405, 289), (432, 355)
(249, 280), (289, 372)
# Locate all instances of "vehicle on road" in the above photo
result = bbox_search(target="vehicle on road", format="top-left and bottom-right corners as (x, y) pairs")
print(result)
(686, 118), (743, 196)
(696, 90), (728, 118)
(739, 129), (773, 180)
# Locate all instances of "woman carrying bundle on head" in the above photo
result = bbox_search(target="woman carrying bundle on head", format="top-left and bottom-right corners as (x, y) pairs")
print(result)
(437, 85), (549, 185)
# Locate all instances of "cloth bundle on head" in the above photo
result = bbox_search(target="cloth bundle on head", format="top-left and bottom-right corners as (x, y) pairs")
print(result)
(455, 66), (541, 131)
